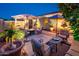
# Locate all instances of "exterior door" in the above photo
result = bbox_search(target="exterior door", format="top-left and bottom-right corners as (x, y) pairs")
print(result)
(29, 19), (33, 29)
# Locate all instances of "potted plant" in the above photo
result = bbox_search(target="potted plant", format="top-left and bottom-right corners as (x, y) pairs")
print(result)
(0, 22), (25, 56)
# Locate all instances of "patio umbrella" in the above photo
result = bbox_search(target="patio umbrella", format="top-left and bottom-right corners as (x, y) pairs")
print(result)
(48, 15), (63, 36)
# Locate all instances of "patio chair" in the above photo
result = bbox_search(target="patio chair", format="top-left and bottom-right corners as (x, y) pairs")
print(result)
(24, 30), (30, 37)
(31, 39), (50, 56)
(31, 39), (43, 56)
(57, 30), (70, 45)
(35, 28), (42, 34)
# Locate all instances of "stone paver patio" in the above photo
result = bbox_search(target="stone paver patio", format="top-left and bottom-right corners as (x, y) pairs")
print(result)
(65, 40), (79, 56)
(22, 30), (79, 56)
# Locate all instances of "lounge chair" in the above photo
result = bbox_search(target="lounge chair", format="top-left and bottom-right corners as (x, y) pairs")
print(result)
(31, 39), (50, 56)
(57, 30), (70, 45)
(31, 39), (43, 56)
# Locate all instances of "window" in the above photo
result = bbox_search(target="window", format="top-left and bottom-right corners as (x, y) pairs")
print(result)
(17, 18), (24, 21)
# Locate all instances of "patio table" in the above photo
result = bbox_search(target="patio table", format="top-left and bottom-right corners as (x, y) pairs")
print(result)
(46, 36), (62, 53)
(27, 29), (35, 35)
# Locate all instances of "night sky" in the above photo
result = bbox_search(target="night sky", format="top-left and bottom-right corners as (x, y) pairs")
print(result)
(0, 3), (59, 19)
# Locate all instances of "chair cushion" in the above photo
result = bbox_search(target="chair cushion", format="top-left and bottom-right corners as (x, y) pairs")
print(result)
(58, 34), (67, 39)
(58, 30), (69, 39)
(31, 39), (41, 49)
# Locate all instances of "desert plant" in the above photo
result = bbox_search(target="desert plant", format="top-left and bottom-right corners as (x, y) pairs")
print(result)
(5, 29), (25, 43)
(13, 29), (25, 40)
(0, 31), (6, 38)
(4, 29), (25, 50)
(5, 29), (15, 43)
